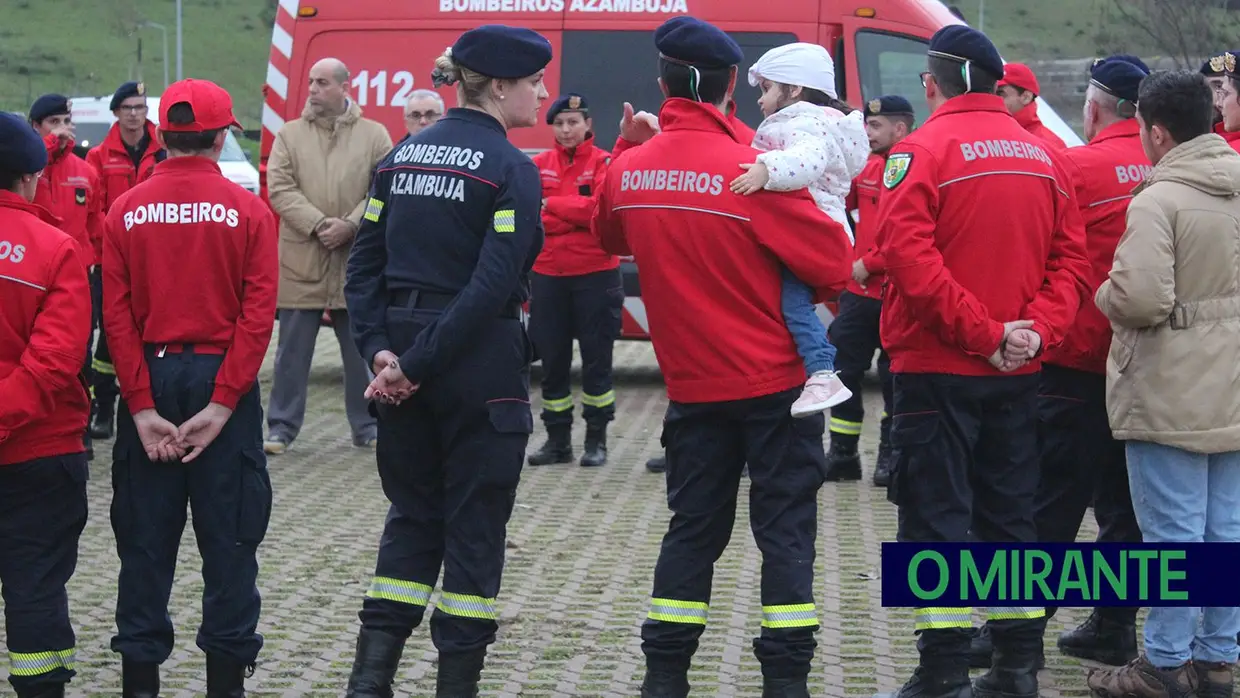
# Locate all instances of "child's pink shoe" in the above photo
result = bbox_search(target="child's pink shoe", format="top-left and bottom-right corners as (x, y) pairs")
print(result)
(791, 371), (852, 418)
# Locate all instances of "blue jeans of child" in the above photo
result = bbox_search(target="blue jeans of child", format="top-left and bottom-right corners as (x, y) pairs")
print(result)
(1126, 440), (1240, 668)
(781, 267), (836, 375)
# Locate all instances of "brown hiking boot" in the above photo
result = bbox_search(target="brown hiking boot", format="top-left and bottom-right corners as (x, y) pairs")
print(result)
(1192, 660), (1234, 698)
(1086, 655), (1197, 698)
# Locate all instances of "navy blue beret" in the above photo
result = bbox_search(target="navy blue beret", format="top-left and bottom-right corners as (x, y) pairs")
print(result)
(1201, 51), (1233, 76)
(928, 25), (1004, 81)
(546, 93), (589, 125)
(110, 81), (148, 112)
(1109, 54), (1150, 74)
(864, 95), (915, 117)
(0, 111), (49, 175)
(29, 94), (70, 123)
(655, 16), (743, 70)
(450, 25), (552, 79)
(1090, 56), (1149, 103)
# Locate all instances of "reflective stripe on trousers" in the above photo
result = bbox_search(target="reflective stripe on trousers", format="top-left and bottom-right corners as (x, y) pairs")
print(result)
(366, 576), (432, 607)
(986, 607), (1045, 621)
(581, 390), (615, 409)
(761, 603), (818, 629)
(829, 417), (862, 436)
(10, 649), (76, 677)
(647, 598), (708, 625)
(914, 607), (972, 631)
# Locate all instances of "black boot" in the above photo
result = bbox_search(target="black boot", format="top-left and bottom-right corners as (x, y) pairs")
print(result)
(205, 654), (251, 698)
(872, 443), (894, 486)
(824, 440), (862, 481)
(121, 659), (160, 698)
(640, 666), (690, 698)
(14, 683), (66, 698)
(90, 400), (115, 440)
(527, 424), (573, 466)
(345, 627), (405, 698)
(762, 674), (811, 698)
(972, 643), (1040, 698)
(873, 666), (972, 698)
(435, 649), (485, 698)
(968, 625), (993, 669)
(580, 425), (608, 467)
(1057, 607), (1138, 665)
(646, 455), (667, 473)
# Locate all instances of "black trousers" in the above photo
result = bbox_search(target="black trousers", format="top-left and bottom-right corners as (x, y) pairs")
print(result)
(888, 372), (1043, 666)
(110, 348), (272, 664)
(0, 454), (88, 692)
(359, 302), (533, 655)
(528, 269), (623, 428)
(642, 388), (826, 679)
(89, 267), (119, 412)
(826, 291), (892, 441)
(1032, 364), (1141, 620)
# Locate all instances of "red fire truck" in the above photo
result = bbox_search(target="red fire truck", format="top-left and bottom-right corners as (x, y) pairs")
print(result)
(260, 0), (1083, 339)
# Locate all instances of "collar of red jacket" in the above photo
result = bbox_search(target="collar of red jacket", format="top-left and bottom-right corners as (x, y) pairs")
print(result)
(41, 131), (76, 164)
(924, 93), (1008, 126)
(1012, 100), (1045, 131)
(0, 189), (63, 226)
(657, 98), (745, 142)
(553, 132), (596, 158)
(102, 119), (160, 155)
(1215, 120), (1240, 142)
(151, 155), (223, 176)
(1090, 117), (1141, 144)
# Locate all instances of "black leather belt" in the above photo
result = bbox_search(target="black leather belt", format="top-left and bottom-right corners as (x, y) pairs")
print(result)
(388, 288), (521, 319)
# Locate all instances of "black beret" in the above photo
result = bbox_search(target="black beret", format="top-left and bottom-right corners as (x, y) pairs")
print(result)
(546, 93), (589, 125)
(1090, 56), (1149, 103)
(1201, 51), (1232, 77)
(110, 81), (148, 111)
(1109, 54), (1150, 74)
(450, 25), (552, 79)
(29, 94), (70, 123)
(0, 111), (49, 175)
(927, 25), (1004, 81)
(655, 16), (743, 70)
(864, 95), (915, 118)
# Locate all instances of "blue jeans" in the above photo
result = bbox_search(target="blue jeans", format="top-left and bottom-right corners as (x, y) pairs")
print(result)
(781, 267), (836, 375)
(1126, 440), (1240, 667)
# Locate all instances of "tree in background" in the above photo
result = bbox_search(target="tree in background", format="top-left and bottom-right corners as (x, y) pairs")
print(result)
(1097, 0), (1240, 68)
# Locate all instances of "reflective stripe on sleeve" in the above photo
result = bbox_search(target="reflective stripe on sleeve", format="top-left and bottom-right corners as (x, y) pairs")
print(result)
(761, 603), (818, 629)
(363, 197), (384, 222)
(986, 607), (1045, 621)
(647, 598), (708, 625)
(10, 648), (76, 677)
(366, 576), (432, 607)
(829, 417), (862, 436)
(914, 607), (973, 630)
(581, 390), (615, 409)
(437, 592), (498, 620)
(493, 209), (516, 233)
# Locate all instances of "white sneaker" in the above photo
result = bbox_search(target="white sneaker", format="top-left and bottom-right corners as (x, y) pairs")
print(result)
(790, 371), (853, 418)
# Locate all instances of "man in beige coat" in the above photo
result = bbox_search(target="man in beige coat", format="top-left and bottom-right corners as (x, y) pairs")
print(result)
(1086, 69), (1240, 698)
(265, 57), (392, 454)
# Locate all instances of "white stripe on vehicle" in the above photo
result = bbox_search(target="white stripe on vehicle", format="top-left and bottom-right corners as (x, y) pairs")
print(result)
(262, 104), (286, 136)
(266, 63), (289, 100)
(623, 297), (649, 332)
(271, 23), (293, 59)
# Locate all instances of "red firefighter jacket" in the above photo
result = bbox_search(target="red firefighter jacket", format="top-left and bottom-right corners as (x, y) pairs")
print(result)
(1013, 102), (1067, 150)
(35, 133), (104, 267)
(86, 120), (164, 220)
(1045, 119), (1150, 375)
(102, 157), (279, 414)
(844, 153), (888, 299)
(875, 93), (1090, 377)
(532, 135), (618, 276)
(1216, 121), (1240, 152)
(0, 191), (91, 465)
(592, 98), (852, 403)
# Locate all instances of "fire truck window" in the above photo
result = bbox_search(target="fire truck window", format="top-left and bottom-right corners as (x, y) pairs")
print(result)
(561, 30), (798, 150)
(855, 30), (931, 126)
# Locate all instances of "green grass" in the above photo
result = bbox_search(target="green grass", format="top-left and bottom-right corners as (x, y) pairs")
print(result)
(0, 0), (1175, 132)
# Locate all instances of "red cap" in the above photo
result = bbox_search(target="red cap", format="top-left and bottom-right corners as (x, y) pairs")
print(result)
(158, 79), (243, 132)
(997, 63), (1040, 95)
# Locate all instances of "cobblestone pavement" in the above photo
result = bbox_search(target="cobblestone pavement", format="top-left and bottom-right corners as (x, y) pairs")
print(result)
(0, 327), (1116, 697)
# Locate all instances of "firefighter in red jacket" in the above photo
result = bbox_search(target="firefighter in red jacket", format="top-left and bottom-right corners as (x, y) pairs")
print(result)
(86, 81), (167, 443)
(593, 17), (853, 697)
(101, 79), (277, 697)
(872, 26), (1089, 698)
(0, 111), (92, 698)
(826, 95), (914, 487)
(1213, 51), (1240, 153)
(28, 94), (105, 460)
(526, 93), (622, 468)
(968, 54), (1150, 673)
(995, 63), (1067, 150)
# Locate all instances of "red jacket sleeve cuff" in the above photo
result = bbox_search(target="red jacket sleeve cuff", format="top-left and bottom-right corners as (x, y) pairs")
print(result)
(861, 251), (885, 274)
(125, 391), (156, 415)
(1031, 321), (1051, 357)
(210, 384), (243, 411)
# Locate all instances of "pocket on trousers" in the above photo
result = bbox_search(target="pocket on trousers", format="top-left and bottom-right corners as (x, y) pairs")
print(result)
(488, 399), (534, 436)
(886, 412), (940, 507)
(605, 285), (625, 339)
(486, 399), (534, 489)
(110, 444), (136, 539)
(236, 449), (273, 547)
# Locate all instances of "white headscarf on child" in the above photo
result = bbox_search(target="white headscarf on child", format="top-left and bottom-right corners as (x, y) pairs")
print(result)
(747, 42), (839, 99)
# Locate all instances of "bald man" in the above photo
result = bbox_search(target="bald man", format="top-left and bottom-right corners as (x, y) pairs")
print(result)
(264, 56), (393, 455)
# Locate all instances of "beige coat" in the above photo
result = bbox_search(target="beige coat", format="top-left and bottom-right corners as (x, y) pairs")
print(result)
(1095, 133), (1240, 453)
(268, 100), (392, 309)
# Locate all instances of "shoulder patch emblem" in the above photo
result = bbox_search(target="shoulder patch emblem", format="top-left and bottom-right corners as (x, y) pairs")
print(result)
(883, 153), (912, 189)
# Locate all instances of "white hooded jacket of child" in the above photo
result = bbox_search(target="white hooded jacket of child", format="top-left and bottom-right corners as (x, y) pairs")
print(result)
(748, 42), (871, 237)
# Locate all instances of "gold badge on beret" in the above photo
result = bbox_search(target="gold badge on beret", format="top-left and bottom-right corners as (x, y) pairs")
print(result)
(1211, 54), (1228, 73)
(568, 95), (582, 109)
(136, 82), (146, 95)
(1226, 53), (1237, 73)
(868, 98), (882, 115)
